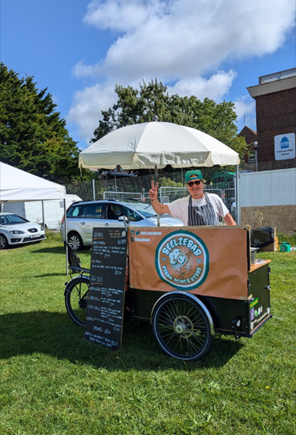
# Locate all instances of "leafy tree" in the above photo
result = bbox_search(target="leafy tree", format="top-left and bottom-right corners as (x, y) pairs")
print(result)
(0, 63), (89, 183)
(158, 177), (183, 188)
(91, 79), (248, 162)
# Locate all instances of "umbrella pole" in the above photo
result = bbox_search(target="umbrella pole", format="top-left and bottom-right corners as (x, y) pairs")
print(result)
(92, 179), (96, 200)
(64, 198), (68, 276)
(154, 165), (160, 227)
(235, 166), (240, 225)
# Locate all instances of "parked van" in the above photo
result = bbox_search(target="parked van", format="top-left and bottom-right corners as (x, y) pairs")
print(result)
(3, 194), (82, 230)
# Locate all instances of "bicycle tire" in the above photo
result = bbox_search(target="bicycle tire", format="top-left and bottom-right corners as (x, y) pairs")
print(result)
(65, 276), (90, 326)
(152, 293), (213, 361)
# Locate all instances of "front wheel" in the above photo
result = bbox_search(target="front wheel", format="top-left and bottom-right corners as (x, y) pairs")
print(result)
(65, 276), (89, 326)
(0, 234), (9, 249)
(152, 293), (213, 361)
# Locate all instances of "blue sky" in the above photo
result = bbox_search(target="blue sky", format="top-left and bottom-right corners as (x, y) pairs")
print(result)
(1, 0), (295, 150)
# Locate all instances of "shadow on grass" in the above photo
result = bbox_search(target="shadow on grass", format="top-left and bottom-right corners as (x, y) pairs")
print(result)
(0, 311), (244, 371)
(31, 246), (66, 255)
(31, 245), (92, 256)
(34, 273), (67, 277)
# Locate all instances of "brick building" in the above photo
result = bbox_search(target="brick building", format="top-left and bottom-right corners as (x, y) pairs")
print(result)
(237, 69), (296, 234)
(238, 126), (257, 166)
(247, 67), (296, 170)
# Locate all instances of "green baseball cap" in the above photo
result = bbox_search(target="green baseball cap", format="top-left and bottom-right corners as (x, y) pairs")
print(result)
(185, 170), (203, 183)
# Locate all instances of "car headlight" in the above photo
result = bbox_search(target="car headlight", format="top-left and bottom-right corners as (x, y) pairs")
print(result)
(9, 230), (25, 235)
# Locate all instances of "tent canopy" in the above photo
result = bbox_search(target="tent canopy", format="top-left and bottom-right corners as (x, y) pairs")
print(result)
(0, 162), (66, 203)
(79, 122), (240, 170)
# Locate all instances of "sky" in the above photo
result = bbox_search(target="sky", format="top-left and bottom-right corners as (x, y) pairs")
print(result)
(1, 0), (296, 150)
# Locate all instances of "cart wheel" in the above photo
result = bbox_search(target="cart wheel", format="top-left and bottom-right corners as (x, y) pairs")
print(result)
(152, 293), (213, 361)
(65, 276), (89, 326)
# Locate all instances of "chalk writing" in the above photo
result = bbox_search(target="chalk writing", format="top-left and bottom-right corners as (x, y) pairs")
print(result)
(84, 227), (127, 350)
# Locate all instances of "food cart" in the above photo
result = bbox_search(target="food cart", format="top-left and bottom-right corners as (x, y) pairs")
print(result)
(126, 224), (271, 360)
(69, 122), (272, 360)
(65, 223), (271, 361)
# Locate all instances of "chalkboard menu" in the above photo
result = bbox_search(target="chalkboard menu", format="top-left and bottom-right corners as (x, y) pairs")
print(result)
(84, 227), (128, 350)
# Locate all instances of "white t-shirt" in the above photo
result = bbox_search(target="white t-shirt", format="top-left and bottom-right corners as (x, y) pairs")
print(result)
(167, 194), (229, 226)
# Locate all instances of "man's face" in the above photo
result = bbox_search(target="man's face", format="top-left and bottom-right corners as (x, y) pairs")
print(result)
(187, 176), (204, 199)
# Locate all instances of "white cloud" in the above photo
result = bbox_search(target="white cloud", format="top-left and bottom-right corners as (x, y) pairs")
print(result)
(72, 60), (100, 78)
(168, 71), (237, 101)
(84, 0), (166, 33)
(67, 83), (117, 144)
(69, 0), (295, 145)
(67, 71), (238, 143)
(78, 0), (295, 81)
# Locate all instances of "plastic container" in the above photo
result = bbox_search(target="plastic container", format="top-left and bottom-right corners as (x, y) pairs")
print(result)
(280, 242), (291, 252)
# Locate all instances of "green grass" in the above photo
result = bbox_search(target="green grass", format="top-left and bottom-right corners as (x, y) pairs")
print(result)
(277, 233), (296, 247)
(1, 233), (295, 435)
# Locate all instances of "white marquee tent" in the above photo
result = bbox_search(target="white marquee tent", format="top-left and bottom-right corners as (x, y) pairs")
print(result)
(0, 162), (69, 272)
(0, 161), (66, 203)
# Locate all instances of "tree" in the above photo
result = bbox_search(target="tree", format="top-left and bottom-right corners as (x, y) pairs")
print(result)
(91, 79), (249, 162)
(158, 177), (183, 188)
(0, 63), (88, 183)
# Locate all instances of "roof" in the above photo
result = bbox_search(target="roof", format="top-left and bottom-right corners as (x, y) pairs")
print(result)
(238, 126), (258, 145)
(239, 126), (257, 135)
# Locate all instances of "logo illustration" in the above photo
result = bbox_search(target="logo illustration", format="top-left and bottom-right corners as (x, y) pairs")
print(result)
(280, 136), (289, 149)
(155, 231), (209, 290)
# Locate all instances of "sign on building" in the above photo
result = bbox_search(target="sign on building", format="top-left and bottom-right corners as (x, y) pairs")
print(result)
(274, 133), (295, 160)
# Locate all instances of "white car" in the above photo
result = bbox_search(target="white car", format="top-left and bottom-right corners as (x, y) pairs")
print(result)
(0, 212), (46, 249)
(60, 199), (184, 250)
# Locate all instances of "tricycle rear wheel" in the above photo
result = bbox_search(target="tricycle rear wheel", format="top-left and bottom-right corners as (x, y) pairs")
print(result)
(152, 293), (213, 361)
(65, 276), (89, 326)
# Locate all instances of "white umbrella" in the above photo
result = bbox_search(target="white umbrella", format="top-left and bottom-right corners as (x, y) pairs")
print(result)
(79, 122), (240, 170)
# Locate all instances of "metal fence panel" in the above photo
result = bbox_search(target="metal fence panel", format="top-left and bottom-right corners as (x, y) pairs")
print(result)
(103, 191), (144, 201)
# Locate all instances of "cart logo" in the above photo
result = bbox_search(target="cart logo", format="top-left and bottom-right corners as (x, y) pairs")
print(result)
(155, 230), (209, 291)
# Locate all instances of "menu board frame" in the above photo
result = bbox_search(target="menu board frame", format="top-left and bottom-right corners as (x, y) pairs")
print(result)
(84, 227), (128, 350)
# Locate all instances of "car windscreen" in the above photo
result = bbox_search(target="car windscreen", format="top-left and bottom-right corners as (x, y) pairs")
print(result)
(120, 205), (143, 222)
(0, 214), (27, 225)
(121, 202), (156, 218)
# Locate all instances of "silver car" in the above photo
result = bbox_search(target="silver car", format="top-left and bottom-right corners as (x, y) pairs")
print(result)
(0, 212), (46, 249)
(60, 199), (184, 250)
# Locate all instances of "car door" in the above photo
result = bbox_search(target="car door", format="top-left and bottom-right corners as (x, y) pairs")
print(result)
(104, 203), (125, 228)
(81, 203), (104, 244)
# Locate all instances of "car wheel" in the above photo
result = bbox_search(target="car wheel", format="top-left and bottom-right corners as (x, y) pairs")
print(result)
(0, 234), (9, 249)
(68, 232), (83, 251)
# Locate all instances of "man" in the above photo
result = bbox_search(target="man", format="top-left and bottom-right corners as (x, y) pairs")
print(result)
(148, 170), (236, 226)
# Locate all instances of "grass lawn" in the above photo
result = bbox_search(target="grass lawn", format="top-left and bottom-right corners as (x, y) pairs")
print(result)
(0, 232), (295, 435)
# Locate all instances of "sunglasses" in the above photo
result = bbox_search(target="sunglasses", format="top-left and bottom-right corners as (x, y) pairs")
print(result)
(187, 180), (202, 187)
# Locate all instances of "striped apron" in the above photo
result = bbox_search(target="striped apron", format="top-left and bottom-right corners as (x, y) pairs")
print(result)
(188, 193), (219, 226)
